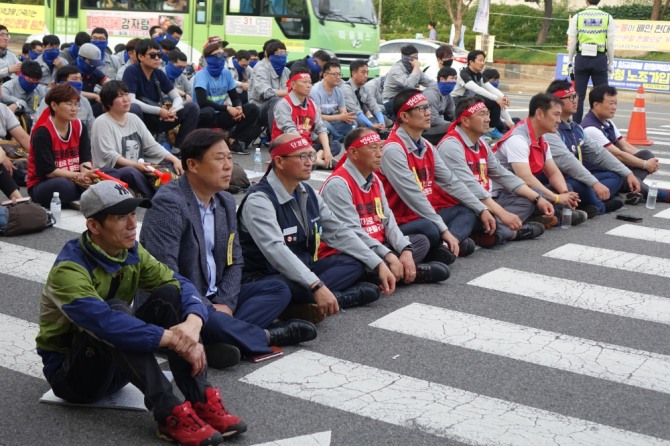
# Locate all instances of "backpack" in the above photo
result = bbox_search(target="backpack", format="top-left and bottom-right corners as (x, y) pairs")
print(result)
(0, 200), (53, 236)
(227, 163), (250, 195)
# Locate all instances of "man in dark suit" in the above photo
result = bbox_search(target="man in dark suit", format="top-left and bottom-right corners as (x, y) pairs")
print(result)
(141, 129), (317, 363)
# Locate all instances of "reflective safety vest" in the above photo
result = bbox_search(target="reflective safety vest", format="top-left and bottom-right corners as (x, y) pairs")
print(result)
(576, 8), (609, 52)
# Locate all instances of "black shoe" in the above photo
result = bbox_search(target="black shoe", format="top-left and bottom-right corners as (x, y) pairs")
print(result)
(623, 192), (643, 205)
(604, 198), (624, 213)
(425, 245), (456, 265)
(514, 221), (545, 241)
(229, 140), (250, 155)
(268, 319), (317, 347)
(204, 343), (241, 369)
(334, 282), (380, 309)
(570, 209), (588, 226)
(414, 261), (450, 284)
(578, 204), (600, 219)
(458, 238), (476, 257)
(470, 232), (503, 248)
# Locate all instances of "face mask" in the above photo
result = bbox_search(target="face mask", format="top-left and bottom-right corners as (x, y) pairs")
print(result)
(232, 58), (246, 79)
(92, 40), (108, 59)
(269, 54), (287, 76)
(307, 57), (321, 76)
(161, 52), (169, 64)
(166, 34), (179, 45)
(441, 59), (453, 68)
(489, 81), (500, 88)
(438, 81), (456, 96)
(76, 56), (95, 75)
(67, 80), (83, 94)
(153, 35), (165, 44)
(401, 55), (414, 72)
(205, 55), (225, 77)
(69, 44), (79, 59)
(123, 51), (130, 63)
(29, 50), (41, 61)
(43, 48), (60, 65)
(249, 59), (258, 68)
(165, 62), (184, 80)
(18, 75), (38, 93)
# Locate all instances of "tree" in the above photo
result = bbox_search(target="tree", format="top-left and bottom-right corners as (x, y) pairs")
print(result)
(441, 0), (476, 46)
(536, 0), (553, 45)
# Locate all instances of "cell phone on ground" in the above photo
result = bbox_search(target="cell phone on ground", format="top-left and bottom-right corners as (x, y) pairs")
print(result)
(616, 214), (643, 223)
(245, 346), (283, 363)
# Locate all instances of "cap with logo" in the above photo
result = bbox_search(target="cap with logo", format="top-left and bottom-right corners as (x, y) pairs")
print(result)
(80, 181), (151, 218)
(78, 43), (104, 66)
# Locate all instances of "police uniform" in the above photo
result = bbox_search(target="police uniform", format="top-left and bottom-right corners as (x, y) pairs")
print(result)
(567, 3), (616, 123)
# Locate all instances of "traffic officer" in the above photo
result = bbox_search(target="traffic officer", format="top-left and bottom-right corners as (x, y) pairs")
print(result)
(567, 0), (616, 123)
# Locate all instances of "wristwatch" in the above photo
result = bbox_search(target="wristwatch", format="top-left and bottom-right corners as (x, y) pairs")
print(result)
(310, 281), (325, 293)
(533, 195), (542, 205)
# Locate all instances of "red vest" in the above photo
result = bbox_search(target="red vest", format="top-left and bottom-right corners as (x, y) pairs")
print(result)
(318, 167), (386, 259)
(376, 131), (457, 225)
(444, 130), (491, 192)
(271, 95), (318, 140)
(492, 118), (548, 175)
(27, 117), (83, 189)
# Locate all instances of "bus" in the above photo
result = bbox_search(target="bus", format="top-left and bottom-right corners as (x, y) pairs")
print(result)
(18, 0), (380, 76)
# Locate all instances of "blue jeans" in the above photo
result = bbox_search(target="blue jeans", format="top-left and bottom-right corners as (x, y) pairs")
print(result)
(436, 204), (478, 242)
(566, 170), (622, 214)
(399, 218), (442, 249)
(324, 120), (354, 143)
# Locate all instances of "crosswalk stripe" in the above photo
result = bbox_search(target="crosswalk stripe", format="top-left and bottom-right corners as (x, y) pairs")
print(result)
(654, 208), (670, 219)
(0, 241), (56, 284)
(644, 178), (670, 190)
(468, 268), (670, 325)
(370, 303), (670, 394)
(607, 223), (670, 244)
(657, 158), (670, 165)
(620, 130), (670, 136)
(0, 313), (43, 379)
(544, 243), (670, 279)
(252, 431), (332, 446)
(242, 350), (670, 445)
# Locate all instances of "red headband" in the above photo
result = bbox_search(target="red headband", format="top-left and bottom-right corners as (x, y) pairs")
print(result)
(286, 72), (311, 92)
(396, 93), (427, 119)
(552, 86), (576, 99)
(270, 135), (312, 160)
(447, 100), (488, 133)
(348, 132), (382, 150)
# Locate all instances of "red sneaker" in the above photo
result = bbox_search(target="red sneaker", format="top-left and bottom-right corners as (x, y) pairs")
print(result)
(157, 401), (223, 446)
(193, 388), (248, 438)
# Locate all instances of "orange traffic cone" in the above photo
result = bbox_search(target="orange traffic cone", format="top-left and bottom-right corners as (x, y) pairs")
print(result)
(625, 86), (653, 146)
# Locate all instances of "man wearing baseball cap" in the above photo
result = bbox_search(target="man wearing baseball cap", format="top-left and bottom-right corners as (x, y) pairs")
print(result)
(77, 42), (110, 116)
(36, 180), (247, 445)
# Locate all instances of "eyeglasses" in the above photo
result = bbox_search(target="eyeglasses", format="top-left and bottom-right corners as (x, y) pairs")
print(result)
(0, 33), (10, 38)
(274, 50), (288, 56)
(146, 52), (161, 59)
(326, 72), (342, 78)
(63, 101), (80, 109)
(282, 152), (317, 163)
(91, 37), (107, 42)
(410, 104), (431, 113)
(561, 95), (578, 102)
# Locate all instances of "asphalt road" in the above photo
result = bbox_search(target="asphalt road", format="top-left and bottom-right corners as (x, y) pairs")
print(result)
(1, 93), (669, 446)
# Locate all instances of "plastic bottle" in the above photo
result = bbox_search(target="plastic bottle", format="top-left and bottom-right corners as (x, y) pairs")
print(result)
(50, 192), (61, 227)
(561, 207), (572, 229)
(646, 182), (658, 209)
(253, 147), (263, 174)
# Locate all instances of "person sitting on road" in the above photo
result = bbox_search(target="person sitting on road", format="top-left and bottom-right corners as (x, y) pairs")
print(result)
(581, 84), (661, 205)
(320, 127), (450, 285)
(90, 27), (123, 81)
(271, 66), (336, 169)
(436, 98), (553, 247)
(141, 129), (317, 364)
(36, 180), (247, 445)
(227, 49), (253, 104)
(482, 68), (516, 132)
(376, 88), (497, 263)
(1, 60), (47, 122)
(545, 79), (634, 217)
(248, 39), (291, 130)
(238, 133), (396, 324)
(381, 45), (436, 117)
(288, 49), (331, 85)
(59, 31), (90, 66)
(163, 49), (192, 103)
(91, 81), (183, 199)
(421, 67), (457, 145)
(492, 93), (588, 227)
(193, 42), (262, 155)
(115, 37), (140, 81)
(341, 59), (388, 132)
(0, 25), (21, 83)
(310, 61), (356, 149)
(34, 34), (68, 86)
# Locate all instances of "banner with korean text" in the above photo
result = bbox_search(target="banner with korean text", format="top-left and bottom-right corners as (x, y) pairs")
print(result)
(615, 20), (670, 53)
(0, 4), (45, 35)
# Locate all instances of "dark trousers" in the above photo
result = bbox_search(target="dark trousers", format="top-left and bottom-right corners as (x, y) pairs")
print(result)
(437, 204), (478, 242)
(201, 280), (291, 355)
(249, 253), (366, 305)
(0, 164), (19, 198)
(629, 150), (655, 195)
(385, 233), (431, 264)
(258, 96), (281, 130)
(47, 285), (210, 423)
(133, 102), (200, 148)
(197, 103), (262, 146)
(399, 218), (442, 249)
(101, 166), (156, 199)
(566, 170), (622, 214)
(29, 177), (83, 207)
(573, 52), (609, 123)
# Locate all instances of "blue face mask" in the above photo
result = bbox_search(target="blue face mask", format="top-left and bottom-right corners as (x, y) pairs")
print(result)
(489, 81), (500, 88)
(123, 51), (130, 63)
(249, 59), (258, 68)
(269, 54), (287, 76)
(18, 76), (38, 93)
(165, 62), (184, 80)
(29, 50), (41, 61)
(307, 57), (321, 76)
(438, 81), (456, 96)
(232, 58), (246, 79)
(161, 52), (169, 64)
(205, 55), (225, 77)
(69, 44), (79, 59)
(76, 56), (95, 75)
(43, 48), (60, 65)
(66, 80), (83, 94)
(166, 34), (180, 45)
(92, 40), (108, 59)
(153, 35), (165, 43)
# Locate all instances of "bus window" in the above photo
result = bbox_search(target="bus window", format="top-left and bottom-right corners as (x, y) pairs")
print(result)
(211, 0), (223, 24)
(69, 0), (79, 16)
(162, 0), (188, 12)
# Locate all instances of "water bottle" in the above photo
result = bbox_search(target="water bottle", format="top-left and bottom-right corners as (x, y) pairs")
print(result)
(646, 182), (658, 209)
(253, 148), (263, 174)
(561, 207), (572, 229)
(50, 192), (61, 227)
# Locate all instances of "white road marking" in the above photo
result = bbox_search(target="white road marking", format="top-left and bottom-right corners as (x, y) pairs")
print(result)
(0, 313), (43, 379)
(654, 208), (670, 219)
(0, 241), (56, 283)
(607, 224), (670, 244)
(242, 350), (670, 446)
(252, 431), (331, 446)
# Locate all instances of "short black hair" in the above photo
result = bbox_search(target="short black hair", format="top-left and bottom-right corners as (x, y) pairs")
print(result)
(248, 49), (259, 58)
(99, 80), (129, 111)
(90, 27), (108, 40)
(546, 78), (572, 95)
(589, 84), (617, 108)
(167, 25), (183, 35)
(350, 59), (368, 74)
(236, 49), (251, 61)
(135, 38), (160, 56)
(55, 64), (81, 83)
(42, 34), (60, 47)
(74, 31), (91, 46)
(322, 61), (341, 74)
(344, 127), (375, 150)
(265, 40), (286, 56)
(467, 50), (486, 64)
(401, 45), (418, 56)
(114, 43), (126, 54)
(435, 44), (453, 60)
(167, 49), (187, 63)
(428, 21), (436, 27)
(289, 64), (310, 77)
(312, 50), (331, 63)
(22, 43), (30, 54)
(393, 88), (422, 118)
(437, 67), (457, 80)
(20, 60), (42, 80)
(29, 40), (43, 51)
(180, 129), (228, 172)
(149, 25), (163, 37)
(125, 38), (141, 54)
(159, 39), (176, 52)
(454, 97), (484, 118)
(482, 68), (499, 81)
(60, 43), (71, 50)
(529, 93), (562, 117)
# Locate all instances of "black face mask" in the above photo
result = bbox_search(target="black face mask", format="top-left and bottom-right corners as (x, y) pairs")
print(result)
(441, 59), (453, 68)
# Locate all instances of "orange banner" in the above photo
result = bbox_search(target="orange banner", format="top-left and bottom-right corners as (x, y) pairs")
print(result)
(0, 4), (45, 34)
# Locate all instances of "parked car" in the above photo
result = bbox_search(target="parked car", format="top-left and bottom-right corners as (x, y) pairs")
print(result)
(376, 39), (467, 80)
